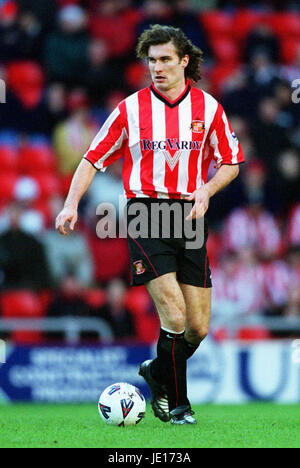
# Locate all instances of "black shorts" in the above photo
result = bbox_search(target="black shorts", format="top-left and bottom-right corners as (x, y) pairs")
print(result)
(126, 198), (212, 288)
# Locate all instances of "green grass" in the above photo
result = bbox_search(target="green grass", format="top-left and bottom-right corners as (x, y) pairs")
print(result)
(0, 403), (299, 448)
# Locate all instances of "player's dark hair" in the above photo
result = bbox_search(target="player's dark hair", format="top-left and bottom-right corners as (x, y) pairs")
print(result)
(136, 24), (204, 82)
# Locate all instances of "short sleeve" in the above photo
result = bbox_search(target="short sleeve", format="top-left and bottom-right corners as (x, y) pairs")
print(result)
(84, 102), (128, 172)
(207, 102), (245, 167)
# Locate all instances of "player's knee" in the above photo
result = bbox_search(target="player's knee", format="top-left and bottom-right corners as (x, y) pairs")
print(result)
(187, 325), (209, 344)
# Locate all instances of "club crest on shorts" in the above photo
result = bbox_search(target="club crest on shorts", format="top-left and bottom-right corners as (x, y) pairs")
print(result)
(133, 260), (146, 275)
(191, 120), (205, 133)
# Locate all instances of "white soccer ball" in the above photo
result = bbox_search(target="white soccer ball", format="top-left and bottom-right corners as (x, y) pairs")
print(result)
(98, 382), (146, 426)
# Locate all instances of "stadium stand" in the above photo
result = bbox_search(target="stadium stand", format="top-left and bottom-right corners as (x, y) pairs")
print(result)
(0, 0), (299, 343)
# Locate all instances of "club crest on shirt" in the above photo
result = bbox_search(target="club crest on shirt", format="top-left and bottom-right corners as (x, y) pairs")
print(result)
(133, 260), (146, 275)
(190, 120), (205, 133)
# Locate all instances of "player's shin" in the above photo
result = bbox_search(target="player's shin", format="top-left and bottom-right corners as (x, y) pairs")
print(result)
(151, 328), (190, 411)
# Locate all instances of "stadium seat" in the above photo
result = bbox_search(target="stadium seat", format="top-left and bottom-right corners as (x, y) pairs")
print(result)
(280, 38), (300, 64)
(200, 11), (234, 38)
(84, 289), (107, 309)
(7, 61), (44, 108)
(0, 146), (19, 172)
(19, 145), (57, 175)
(234, 10), (270, 40)
(210, 38), (241, 64)
(124, 287), (151, 316)
(270, 13), (300, 38)
(0, 290), (44, 344)
(33, 173), (62, 198)
(1, 290), (43, 318)
(0, 172), (18, 201)
(209, 64), (240, 97)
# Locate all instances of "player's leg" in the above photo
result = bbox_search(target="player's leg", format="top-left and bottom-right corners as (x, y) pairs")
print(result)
(179, 284), (212, 357)
(144, 272), (192, 416)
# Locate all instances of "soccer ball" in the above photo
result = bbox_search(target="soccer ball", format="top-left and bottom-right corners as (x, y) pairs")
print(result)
(98, 382), (146, 426)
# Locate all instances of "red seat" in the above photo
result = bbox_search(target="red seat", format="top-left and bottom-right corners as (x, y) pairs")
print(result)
(0, 172), (18, 201)
(210, 37), (241, 64)
(280, 38), (300, 64)
(1, 290), (43, 318)
(33, 173), (62, 198)
(19, 145), (57, 174)
(209, 64), (240, 97)
(7, 61), (44, 108)
(84, 289), (107, 309)
(234, 10), (270, 40)
(270, 13), (300, 38)
(1, 290), (44, 344)
(0, 146), (19, 172)
(124, 287), (151, 316)
(200, 11), (234, 38)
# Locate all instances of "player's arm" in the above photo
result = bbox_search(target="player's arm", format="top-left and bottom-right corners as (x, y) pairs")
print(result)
(186, 164), (239, 220)
(56, 159), (97, 235)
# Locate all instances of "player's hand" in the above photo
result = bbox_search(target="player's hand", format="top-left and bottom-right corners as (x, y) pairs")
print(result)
(55, 206), (78, 236)
(185, 186), (210, 220)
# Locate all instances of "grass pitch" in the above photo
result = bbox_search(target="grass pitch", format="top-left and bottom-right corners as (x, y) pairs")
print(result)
(0, 403), (299, 448)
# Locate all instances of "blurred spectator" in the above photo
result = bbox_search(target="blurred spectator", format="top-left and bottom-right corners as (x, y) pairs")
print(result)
(250, 97), (290, 177)
(47, 274), (90, 317)
(276, 149), (300, 211)
(85, 39), (122, 106)
(53, 88), (98, 174)
(89, 0), (141, 60)
(221, 71), (257, 121)
(223, 203), (282, 258)
(18, 0), (57, 32)
(0, 1), (21, 63)
(212, 249), (266, 317)
(44, 83), (68, 134)
(284, 247), (300, 317)
(101, 279), (135, 339)
(137, 0), (173, 36)
(0, 61), (50, 134)
(246, 52), (280, 103)
(0, 176), (45, 235)
(0, 2), (44, 64)
(244, 25), (280, 64)
(172, 0), (212, 59)
(287, 204), (300, 247)
(42, 196), (94, 288)
(0, 203), (52, 291)
(275, 80), (300, 130)
(43, 5), (89, 86)
(86, 159), (125, 223)
(263, 258), (291, 313)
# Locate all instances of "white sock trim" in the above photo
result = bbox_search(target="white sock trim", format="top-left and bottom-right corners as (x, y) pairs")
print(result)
(161, 326), (185, 335)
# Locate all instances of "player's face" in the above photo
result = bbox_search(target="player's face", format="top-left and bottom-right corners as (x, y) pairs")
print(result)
(148, 42), (189, 93)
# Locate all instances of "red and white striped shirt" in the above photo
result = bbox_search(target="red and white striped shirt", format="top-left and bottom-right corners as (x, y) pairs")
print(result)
(84, 82), (245, 199)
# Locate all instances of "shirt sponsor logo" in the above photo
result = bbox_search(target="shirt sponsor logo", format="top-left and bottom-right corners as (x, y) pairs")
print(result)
(141, 138), (202, 151)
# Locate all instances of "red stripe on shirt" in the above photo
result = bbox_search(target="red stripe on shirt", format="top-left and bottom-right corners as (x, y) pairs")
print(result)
(187, 88), (205, 192)
(139, 88), (156, 197)
(122, 99), (136, 198)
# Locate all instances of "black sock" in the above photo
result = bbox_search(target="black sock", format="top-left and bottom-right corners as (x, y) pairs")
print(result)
(183, 338), (199, 359)
(150, 328), (190, 411)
